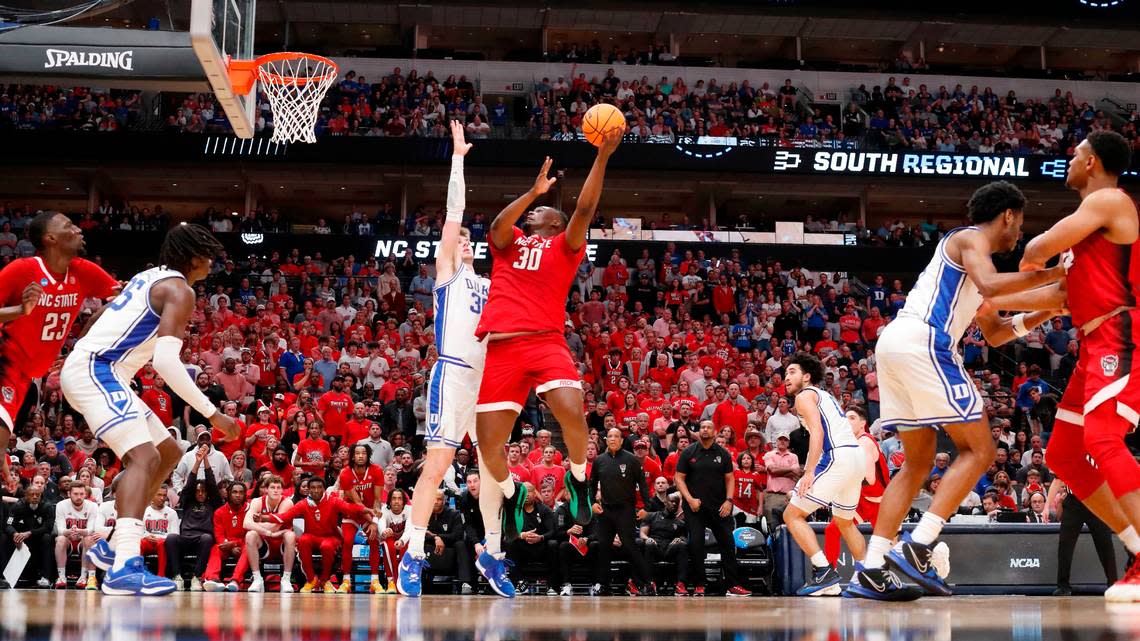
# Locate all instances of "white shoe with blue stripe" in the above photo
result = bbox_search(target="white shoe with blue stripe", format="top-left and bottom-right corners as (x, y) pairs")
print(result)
(86, 539), (115, 571)
(101, 556), (178, 596)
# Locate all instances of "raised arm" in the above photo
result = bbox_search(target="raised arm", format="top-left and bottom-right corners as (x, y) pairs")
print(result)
(957, 232), (1064, 299)
(436, 120), (473, 282)
(489, 157), (558, 249)
(565, 127), (625, 251)
(1021, 188), (1139, 270)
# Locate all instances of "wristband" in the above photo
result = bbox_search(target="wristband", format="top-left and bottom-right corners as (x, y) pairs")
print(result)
(1012, 313), (1030, 338)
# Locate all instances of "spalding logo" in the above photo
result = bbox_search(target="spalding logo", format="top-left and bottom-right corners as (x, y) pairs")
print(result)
(1010, 558), (1040, 568)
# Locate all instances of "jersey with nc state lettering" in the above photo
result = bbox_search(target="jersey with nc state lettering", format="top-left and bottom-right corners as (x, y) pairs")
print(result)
(896, 226), (983, 348)
(72, 266), (185, 377)
(434, 263), (489, 369)
(0, 257), (117, 376)
(799, 385), (858, 453)
(475, 227), (584, 339)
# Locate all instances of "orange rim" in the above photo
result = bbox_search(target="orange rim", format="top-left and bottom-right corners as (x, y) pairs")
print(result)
(228, 52), (339, 96)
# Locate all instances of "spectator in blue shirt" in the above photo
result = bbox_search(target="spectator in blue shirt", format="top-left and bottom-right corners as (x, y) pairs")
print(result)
(490, 98), (508, 127)
(1016, 365), (1049, 411)
(1044, 318), (1071, 375)
(798, 116), (817, 139)
(730, 314), (752, 350)
(278, 337), (306, 390)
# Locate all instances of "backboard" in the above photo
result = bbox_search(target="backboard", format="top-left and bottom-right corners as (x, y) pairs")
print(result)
(190, 0), (256, 138)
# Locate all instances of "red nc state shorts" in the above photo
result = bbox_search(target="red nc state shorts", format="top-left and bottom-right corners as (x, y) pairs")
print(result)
(1057, 309), (1140, 427)
(0, 366), (32, 432)
(476, 332), (581, 414)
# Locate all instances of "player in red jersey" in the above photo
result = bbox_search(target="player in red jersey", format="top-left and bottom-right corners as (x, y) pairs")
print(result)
(998, 131), (1140, 601)
(0, 212), (118, 477)
(242, 475), (296, 593)
(823, 405), (889, 565)
(472, 127), (624, 591)
(336, 444), (385, 593)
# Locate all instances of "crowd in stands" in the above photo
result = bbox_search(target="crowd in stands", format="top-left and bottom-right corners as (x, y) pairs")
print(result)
(6, 68), (1140, 158)
(0, 208), (1089, 594)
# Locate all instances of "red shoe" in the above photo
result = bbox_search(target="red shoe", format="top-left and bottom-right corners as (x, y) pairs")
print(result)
(693, 585), (705, 597)
(674, 582), (689, 596)
(1107, 555), (1140, 602)
(54, 578), (67, 590)
(625, 579), (640, 596)
(727, 585), (752, 597)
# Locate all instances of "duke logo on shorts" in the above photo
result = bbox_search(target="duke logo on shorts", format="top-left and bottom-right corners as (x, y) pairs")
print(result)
(875, 227), (984, 431)
(425, 263), (489, 449)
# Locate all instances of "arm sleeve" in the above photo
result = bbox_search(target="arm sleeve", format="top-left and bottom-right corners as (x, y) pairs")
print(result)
(446, 155), (465, 218)
(153, 336), (217, 418)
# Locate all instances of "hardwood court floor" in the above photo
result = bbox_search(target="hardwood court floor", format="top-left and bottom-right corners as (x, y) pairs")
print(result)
(3, 590), (1140, 640)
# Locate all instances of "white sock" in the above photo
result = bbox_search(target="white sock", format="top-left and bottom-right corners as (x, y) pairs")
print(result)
(58, 568), (66, 580)
(810, 551), (829, 569)
(1120, 526), (1140, 555)
(485, 530), (503, 558)
(478, 456), (505, 556)
(110, 518), (144, 572)
(282, 571), (291, 580)
(252, 571), (262, 580)
(864, 535), (892, 569)
(407, 524), (428, 558)
(911, 512), (946, 546)
(570, 461), (587, 483)
(497, 477), (515, 499)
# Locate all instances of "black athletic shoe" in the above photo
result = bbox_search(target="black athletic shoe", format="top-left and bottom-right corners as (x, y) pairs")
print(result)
(796, 565), (843, 596)
(887, 533), (952, 596)
(842, 563), (924, 601)
(564, 470), (592, 526)
(1053, 586), (1073, 597)
(501, 481), (527, 545)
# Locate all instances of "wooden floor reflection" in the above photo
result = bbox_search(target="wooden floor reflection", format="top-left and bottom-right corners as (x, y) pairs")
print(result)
(2, 590), (1139, 640)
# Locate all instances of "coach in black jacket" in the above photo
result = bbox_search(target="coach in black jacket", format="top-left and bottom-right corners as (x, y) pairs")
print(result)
(675, 420), (750, 596)
(422, 489), (473, 592)
(590, 427), (653, 593)
(5, 486), (55, 585)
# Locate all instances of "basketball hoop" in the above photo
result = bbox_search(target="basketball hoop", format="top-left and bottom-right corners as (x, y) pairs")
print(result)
(229, 52), (338, 144)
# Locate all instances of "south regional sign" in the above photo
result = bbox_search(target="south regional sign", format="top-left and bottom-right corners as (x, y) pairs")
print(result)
(774, 150), (1032, 179)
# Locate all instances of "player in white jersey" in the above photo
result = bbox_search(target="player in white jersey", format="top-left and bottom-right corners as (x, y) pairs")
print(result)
(846, 181), (1065, 601)
(781, 352), (866, 596)
(53, 483), (100, 589)
(397, 120), (489, 597)
(61, 223), (235, 596)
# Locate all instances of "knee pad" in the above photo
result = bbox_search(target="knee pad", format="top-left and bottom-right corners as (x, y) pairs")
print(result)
(1045, 418), (1103, 499)
(1083, 404), (1140, 499)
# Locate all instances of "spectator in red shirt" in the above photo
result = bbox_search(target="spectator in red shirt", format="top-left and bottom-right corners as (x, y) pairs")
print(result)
(343, 403), (375, 448)
(261, 475), (374, 592)
(813, 329), (839, 357)
(294, 422), (331, 476)
(317, 376), (354, 446)
(712, 382), (751, 446)
(507, 443), (532, 484)
(731, 451), (765, 527)
(526, 430), (563, 467)
(244, 405), (281, 467)
(202, 481), (250, 592)
(212, 401), (247, 459)
(141, 376), (173, 426)
(712, 279), (736, 317)
(838, 304), (863, 345)
(861, 307), (887, 345)
(647, 353), (677, 391)
(662, 434), (691, 484)
(530, 446), (567, 505)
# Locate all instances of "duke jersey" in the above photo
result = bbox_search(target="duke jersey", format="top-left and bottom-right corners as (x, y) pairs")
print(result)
(475, 227), (584, 338)
(800, 385), (858, 453)
(434, 263), (490, 369)
(896, 226), (984, 348)
(72, 267), (186, 377)
(1066, 189), (1139, 328)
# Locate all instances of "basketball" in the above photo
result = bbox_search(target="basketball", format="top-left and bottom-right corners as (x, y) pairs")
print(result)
(581, 103), (625, 146)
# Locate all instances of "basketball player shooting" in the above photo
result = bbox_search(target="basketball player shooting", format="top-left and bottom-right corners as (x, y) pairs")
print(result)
(472, 125), (624, 598)
(397, 120), (490, 597)
(845, 181), (1065, 601)
(0, 212), (120, 480)
(61, 224), (237, 596)
(988, 131), (1140, 602)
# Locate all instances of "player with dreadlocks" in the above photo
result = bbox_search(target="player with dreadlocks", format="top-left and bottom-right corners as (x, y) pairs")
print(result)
(61, 223), (236, 596)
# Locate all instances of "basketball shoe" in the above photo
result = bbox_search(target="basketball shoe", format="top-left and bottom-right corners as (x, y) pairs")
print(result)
(397, 551), (428, 597)
(887, 532), (952, 596)
(843, 563), (923, 601)
(475, 550), (516, 598)
(1106, 555), (1140, 602)
(86, 539), (115, 571)
(797, 565), (843, 596)
(101, 556), (178, 596)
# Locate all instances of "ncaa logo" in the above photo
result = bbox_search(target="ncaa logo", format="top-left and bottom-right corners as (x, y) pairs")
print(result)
(0, 387), (12, 404)
(1102, 354), (1120, 377)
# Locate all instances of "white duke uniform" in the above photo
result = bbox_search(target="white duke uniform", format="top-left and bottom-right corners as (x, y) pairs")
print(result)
(790, 385), (865, 519)
(61, 267), (184, 454)
(426, 263), (489, 448)
(875, 227), (984, 431)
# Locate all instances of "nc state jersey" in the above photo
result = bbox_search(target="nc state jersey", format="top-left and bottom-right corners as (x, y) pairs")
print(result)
(1067, 189), (1139, 327)
(0, 257), (117, 375)
(143, 505), (179, 536)
(54, 499), (99, 533)
(475, 227), (584, 338)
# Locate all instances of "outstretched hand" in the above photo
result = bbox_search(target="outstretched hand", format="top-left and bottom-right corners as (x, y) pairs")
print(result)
(532, 157), (557, 195)
(597, 124), (625, 158)
(450, 120), (472, 156)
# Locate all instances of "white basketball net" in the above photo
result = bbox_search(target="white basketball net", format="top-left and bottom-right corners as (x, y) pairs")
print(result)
(256, 54), (338, 144)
